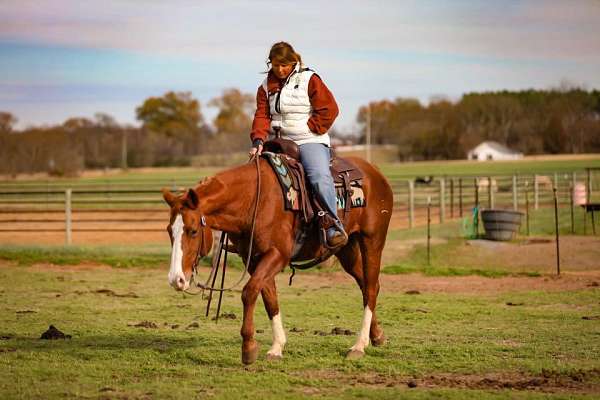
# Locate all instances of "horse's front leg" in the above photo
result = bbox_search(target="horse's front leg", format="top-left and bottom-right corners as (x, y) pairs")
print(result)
(261, 277), (286, 360)
(240, 248), (285, 365)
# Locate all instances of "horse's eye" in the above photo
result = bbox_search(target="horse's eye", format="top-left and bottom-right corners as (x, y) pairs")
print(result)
(190, 229), (198, 237)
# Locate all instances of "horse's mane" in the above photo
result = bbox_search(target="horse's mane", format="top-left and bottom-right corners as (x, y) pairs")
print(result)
(196, 160), (264, 192)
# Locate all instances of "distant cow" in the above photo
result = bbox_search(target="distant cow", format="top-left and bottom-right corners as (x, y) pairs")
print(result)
(415, 176), (434, 185)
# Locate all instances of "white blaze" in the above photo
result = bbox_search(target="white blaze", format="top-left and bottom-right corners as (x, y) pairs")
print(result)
(350, 306), (373, 353)
(267, 313), (287, 358)
(168, 214), (188, 290)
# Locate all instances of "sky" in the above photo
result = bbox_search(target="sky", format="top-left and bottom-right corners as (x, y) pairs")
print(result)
(1, 0), (599, 132)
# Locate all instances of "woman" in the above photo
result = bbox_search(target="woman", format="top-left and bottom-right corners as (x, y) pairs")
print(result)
(249, 41), (347, 249)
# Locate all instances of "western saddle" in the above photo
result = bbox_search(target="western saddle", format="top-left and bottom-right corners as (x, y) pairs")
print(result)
(262, 138), (364, 251)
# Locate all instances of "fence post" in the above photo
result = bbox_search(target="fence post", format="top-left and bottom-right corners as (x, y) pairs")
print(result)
(525, 181), (530, 236)
(427, 196), (431, 266)
(571, 172), (577, 234)
(534, 174), (539, 210)
(458, 178), (463, 218)
(587, 168), (592, 203)
(474, 178), (479, 209)
(408, 180), (414, 229)
(65, 189), (72, 246)
(439, 178), (445, 223)
(488, 176), (493, 209)
(570, 182), (575, 234)
(512, 175), (518, 211)
(450, 178), (454, 218)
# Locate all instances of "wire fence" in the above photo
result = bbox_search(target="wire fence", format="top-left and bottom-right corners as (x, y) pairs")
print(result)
(1, 169), (599, 244)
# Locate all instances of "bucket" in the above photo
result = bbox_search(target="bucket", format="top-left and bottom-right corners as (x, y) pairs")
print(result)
(481, 209), (523, 241)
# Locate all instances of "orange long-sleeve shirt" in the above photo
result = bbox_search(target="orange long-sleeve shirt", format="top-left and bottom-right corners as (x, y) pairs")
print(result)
(250, 70), (339, 143)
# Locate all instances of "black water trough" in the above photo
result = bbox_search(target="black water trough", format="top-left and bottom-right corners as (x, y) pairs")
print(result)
(481, 209), (523, 241)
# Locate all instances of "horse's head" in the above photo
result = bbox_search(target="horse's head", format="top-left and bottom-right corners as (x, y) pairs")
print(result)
(162, 188), (213, 291)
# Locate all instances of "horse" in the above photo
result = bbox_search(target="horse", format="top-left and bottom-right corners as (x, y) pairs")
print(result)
(162, 155), (393, 364)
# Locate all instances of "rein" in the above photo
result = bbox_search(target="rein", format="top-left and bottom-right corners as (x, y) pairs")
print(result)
(184, 155), (262, 305)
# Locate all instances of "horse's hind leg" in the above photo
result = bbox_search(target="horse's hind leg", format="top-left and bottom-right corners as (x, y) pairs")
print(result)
(359, 234), (387, 347)
(336, 235), (385, 359)
(261, 277), (286, 360)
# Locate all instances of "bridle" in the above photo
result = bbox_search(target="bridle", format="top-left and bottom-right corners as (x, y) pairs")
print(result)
(182, 155), (262, 318)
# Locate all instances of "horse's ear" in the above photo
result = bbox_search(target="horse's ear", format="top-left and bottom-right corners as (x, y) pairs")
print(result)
(162, 188), (177, 207)
(185, 189), (199, 210)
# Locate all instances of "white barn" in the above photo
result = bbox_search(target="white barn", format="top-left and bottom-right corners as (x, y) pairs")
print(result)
(467, 141), (523, 161)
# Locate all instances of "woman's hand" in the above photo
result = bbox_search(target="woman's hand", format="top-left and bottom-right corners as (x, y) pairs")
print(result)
(248, 144), (263, 159)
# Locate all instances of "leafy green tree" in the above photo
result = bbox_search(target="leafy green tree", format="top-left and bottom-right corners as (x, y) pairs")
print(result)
(136, 91), (203, 139)
(208, 88), (254, 136)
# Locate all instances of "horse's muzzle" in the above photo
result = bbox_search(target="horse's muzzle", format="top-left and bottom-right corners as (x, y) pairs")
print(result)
(168, 273), (189, 291)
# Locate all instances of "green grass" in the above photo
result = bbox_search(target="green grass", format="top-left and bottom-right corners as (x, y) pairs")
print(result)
(0, 244), (172, 268)
(2, 155), (599, 184)
(0, 264), (598, 399)
(0, 244), (249, 272)
(379, 157), (600, 178)
(382, 239), (541, 278)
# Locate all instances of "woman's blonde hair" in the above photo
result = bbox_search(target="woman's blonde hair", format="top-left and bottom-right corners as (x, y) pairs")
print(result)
(267, 42), (302, 67)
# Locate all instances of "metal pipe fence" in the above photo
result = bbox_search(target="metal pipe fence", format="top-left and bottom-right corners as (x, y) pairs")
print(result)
(1, 169), (599, 244)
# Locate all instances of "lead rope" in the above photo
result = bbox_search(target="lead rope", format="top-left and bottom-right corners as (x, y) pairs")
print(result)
(187, 155), (261, 300)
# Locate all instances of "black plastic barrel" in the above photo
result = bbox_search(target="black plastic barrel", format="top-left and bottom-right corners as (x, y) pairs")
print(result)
(481, 209), (523, 241)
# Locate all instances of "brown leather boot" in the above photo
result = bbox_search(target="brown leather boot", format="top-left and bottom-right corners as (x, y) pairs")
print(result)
(326, 227), (348, 249)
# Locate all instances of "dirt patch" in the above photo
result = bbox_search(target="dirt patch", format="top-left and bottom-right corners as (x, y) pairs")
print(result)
(281, 269), (600, 295)
(296, 369), (600, 394)
(0, 210), (167, 246)
(3, 259), (599, 296)
(128, 321), (158, 329)
(312, 327), (355, 336)
(212, 312), (236, 321)
(93, 289), (139, 298)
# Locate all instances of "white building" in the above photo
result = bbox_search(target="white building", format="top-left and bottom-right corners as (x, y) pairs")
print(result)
(467, 141), (523, 161)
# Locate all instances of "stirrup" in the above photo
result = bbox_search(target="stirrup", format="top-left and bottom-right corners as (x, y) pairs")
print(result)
(323, 227), (348, 250)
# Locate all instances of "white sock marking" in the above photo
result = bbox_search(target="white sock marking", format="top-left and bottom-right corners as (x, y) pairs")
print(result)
(350, 306), (372, 353)
(267, 313), (286, 357)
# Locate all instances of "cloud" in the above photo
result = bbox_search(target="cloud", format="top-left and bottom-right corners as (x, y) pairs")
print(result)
(1, 0), (600, 130)
(3, 0), (598, 64)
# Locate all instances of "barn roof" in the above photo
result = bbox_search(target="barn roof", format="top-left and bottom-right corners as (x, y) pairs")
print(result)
(470, 141), (521, 155)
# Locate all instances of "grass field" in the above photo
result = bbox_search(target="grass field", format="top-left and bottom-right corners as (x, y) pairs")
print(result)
(2, 155), (600, 398)
(2, 154), (600, 185)
(1, 261), (599, 399)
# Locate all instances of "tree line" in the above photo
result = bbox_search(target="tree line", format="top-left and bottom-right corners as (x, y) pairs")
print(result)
(1, 86), (600, 176)
(0, 89), (254, 176)
(357, 88), (600, 160)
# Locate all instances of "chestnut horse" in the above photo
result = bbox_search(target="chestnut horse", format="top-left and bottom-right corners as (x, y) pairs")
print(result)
(163, 156), (393, 364)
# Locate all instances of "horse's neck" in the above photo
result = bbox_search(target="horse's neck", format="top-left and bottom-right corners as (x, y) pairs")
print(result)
(196, 164), (257, 234)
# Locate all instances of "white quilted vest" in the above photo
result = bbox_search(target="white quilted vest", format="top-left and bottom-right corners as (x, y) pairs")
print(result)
(262, 63), (330, 146)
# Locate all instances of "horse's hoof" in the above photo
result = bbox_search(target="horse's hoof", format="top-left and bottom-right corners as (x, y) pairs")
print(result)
(242, 342), (259, 365)
(371, 333), (387, 347)
(266, 353), (283, 361)
(345, 349), (365, 360)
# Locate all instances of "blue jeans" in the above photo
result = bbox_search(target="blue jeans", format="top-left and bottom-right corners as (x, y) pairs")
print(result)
(299, 143), (339, 222)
